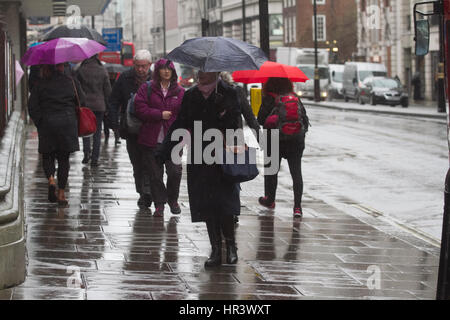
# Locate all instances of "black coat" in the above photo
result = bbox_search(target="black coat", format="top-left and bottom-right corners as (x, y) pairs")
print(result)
(108, 68), (152, 138)
(28, 72), (86, 154)
(161, 80), (242, 222)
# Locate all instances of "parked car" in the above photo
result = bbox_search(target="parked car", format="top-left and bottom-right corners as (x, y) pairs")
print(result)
(342, 62), (387, 103)
(359, 77), (409, 107)
(327, 64), (344, 100)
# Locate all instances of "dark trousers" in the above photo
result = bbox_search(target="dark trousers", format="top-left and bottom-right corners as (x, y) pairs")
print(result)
(264, 148), (304, 208)
(126, 135), (151, 197)
(42, 151), (70, 189)
(83, 111), (104, 161)
(140, 144), (182, 207)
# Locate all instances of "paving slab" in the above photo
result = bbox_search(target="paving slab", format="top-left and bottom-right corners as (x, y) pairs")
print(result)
(10, 126), (441, 300)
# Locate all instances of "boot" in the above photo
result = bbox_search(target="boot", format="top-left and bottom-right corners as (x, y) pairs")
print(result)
(204, 218), (222, 268)
(221, 215), (238, 264)
(48, 176), (57, 203)
(57, 189), (68, 206)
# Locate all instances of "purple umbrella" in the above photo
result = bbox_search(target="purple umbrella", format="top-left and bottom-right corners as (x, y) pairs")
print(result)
(21, 37), (106, 66)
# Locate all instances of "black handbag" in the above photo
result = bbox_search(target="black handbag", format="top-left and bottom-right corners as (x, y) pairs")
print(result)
(221, 145), (259, 183)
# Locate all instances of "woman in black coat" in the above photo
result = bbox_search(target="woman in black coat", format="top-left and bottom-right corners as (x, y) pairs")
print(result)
(28, 64), (86, 205)
(160, 71), (242, 268)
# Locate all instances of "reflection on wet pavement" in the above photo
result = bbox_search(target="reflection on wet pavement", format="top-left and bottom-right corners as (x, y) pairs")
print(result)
(0, 127), (441, 300)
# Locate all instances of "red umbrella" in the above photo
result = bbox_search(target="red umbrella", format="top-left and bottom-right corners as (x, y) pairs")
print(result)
(232, 61), (309, 83)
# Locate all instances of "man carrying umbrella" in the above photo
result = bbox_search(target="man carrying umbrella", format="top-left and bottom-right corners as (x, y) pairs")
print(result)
(108, 49), (153, 210)
(161, 37), (267, 268)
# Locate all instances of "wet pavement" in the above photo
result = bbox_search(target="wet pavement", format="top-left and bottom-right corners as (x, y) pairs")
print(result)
(0, 125), (442, 300)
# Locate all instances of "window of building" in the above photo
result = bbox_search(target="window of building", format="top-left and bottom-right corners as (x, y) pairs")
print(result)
(313, 15), (326, 41)
(313, 0), (325, 5)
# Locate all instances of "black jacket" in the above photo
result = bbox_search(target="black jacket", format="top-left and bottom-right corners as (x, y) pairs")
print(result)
(161, 80), (242, 222)
(108, 68), (152, 138)
(28, 72), (86, 154)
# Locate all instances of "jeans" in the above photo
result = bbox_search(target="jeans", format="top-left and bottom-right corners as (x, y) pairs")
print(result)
(140, 144), (182, 207)
(126, 135), (151, 197)
(83, 111), (104, 162)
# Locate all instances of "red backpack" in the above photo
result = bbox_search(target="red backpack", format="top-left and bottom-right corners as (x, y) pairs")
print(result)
(265, 92), (309, 141)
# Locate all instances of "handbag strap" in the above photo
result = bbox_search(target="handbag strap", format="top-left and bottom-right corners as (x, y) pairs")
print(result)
(71, 78), (81, 110)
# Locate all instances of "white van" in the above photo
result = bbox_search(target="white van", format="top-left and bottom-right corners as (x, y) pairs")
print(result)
(342, 62), (387, 103)
(327, 64), (344, 100)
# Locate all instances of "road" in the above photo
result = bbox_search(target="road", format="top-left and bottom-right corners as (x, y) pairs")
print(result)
(270, 104), (448, 242)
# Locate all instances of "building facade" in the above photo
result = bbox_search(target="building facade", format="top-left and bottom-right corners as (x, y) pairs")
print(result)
(357, 0), (439, 101)
(286, 0), (357, 63)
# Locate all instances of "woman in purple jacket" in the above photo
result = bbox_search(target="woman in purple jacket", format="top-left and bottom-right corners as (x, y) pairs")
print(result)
(134, 59), (185, 217)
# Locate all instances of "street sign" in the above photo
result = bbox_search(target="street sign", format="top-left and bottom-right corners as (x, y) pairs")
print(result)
(102, 27), (123, 52)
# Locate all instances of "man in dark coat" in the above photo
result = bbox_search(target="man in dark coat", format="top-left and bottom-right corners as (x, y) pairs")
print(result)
(160, 72), (242, 268)
(107, 49), (153, 209)
(76, 55), (112, 167)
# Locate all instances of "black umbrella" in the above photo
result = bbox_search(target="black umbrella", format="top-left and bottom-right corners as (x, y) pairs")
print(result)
(166, 37), (267, 72)
(43, 25), (107, 46)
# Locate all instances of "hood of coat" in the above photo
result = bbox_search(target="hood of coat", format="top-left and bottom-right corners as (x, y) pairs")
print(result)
(152, 58), (178, 86)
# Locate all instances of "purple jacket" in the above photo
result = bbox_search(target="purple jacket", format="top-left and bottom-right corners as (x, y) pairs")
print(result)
(134, 80), (185, 148)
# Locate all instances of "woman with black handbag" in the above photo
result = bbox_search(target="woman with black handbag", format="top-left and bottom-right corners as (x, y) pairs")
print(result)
(28, 64), (86, 206)
(158, 71), (242, 267)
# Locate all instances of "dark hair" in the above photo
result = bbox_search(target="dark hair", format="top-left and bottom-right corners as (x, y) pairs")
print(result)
(152, 59), (178, 85)
(262, 77), (293, 96)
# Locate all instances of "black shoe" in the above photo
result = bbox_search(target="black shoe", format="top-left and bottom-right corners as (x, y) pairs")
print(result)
(204, 245), (222, 268)
(48, 184), (57, 203)
(90, 160), (99, 167)
(169, 201), (181, 214)
(115, 139), (121, 145)
(82, 154), (90, 164)
(138, 194), (152, 209)
(225, 241), (238, 264)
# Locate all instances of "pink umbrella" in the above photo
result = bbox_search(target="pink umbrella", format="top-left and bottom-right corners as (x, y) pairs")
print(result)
(15, 61), (24, 85)
(21, 37), (106, 66)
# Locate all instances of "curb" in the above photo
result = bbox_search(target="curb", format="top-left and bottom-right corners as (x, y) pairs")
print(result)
(304, 101), (447, 120)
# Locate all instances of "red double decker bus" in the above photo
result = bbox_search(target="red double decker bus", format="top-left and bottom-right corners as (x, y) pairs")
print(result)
(99, 41), (135, 67)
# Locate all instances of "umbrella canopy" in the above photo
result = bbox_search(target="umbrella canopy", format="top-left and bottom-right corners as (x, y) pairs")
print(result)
(43, 25), (107, 46)
(166, 36), (267, 72)
(232, 61), (309, 83)
(21, 38), (106, 66)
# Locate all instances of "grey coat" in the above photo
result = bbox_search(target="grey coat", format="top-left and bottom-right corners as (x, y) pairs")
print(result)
(76, 57), (111, 112)
(28, 72), (86, 154)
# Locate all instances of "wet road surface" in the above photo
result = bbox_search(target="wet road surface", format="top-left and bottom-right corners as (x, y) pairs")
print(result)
(0, 120), (442, 300)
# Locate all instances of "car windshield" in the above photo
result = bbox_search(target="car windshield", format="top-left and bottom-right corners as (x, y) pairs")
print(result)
(359, 70), (387, 81)
(298, 66), (329, 80)
(372, 78), (400, 89)
(332, 71), (343, 82)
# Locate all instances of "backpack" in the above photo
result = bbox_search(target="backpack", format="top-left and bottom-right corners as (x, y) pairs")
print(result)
(125, 81), (152, 135)
(265, 92), (310, 141)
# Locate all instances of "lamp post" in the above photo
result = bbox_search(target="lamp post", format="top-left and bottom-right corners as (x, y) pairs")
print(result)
(313, 0), (320, 102)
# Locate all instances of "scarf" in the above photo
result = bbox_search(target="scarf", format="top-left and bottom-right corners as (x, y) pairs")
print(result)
(198, 79), (218, 100)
